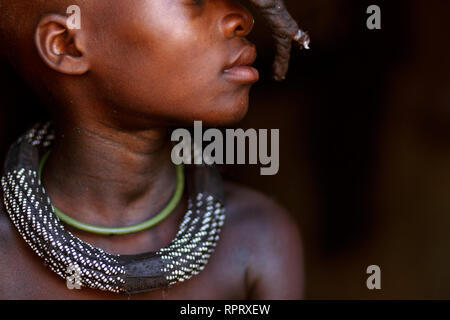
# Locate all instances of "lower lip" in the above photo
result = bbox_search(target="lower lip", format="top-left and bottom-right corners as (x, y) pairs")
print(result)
(223, 66), (259, 84)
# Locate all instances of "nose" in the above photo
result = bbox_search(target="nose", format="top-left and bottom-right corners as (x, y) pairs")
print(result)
(220, 1), (255, 39)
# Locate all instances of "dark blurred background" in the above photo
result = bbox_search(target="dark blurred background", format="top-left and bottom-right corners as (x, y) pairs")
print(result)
(1, 1), (450, 299)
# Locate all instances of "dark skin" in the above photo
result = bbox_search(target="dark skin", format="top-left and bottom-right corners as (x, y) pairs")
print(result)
(0, 0), (303, 299)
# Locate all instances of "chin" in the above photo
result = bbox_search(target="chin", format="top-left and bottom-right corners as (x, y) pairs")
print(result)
(202, 91), (251, 126)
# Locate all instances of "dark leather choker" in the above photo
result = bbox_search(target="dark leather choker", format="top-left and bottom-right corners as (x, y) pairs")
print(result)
(1, 122), (226, 294)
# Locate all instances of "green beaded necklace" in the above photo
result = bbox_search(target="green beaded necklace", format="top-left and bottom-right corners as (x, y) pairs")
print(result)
(38, 151), (185, 236)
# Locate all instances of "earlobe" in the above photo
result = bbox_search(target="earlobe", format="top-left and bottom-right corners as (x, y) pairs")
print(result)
(34, 14), (89, 75)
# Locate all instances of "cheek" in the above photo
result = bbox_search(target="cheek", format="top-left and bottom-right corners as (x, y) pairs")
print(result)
(96, 48), (251, 125)
(159, 53), (252, 125)
(87, 6), (251, 125)
(154, 40), (251, 124)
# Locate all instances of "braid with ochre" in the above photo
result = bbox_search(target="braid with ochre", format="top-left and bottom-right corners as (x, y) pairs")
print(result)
(246, 0), (310, 80)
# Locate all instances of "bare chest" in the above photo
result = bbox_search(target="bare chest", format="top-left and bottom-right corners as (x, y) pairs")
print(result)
(0, 219), (249, 300)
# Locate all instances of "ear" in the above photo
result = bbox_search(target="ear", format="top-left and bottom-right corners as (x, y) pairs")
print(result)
(34, 14), (89, 75)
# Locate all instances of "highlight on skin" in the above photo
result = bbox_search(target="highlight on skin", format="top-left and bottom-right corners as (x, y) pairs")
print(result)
(0, 0), (309, 81)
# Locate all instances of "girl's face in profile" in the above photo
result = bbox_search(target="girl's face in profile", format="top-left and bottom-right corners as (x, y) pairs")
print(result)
(85, 0), (258, 126)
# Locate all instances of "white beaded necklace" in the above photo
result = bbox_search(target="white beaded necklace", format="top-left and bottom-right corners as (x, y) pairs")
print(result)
(1, 122), (226, 294)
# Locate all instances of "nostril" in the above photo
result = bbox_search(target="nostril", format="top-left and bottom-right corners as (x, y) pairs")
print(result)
(222, 11), (253, 39)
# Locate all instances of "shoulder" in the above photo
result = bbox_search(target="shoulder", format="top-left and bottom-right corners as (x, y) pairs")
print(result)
(223, 180), (298, 239)
(222, 180), (304, 299)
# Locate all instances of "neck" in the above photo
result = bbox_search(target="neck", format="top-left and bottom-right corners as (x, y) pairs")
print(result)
(41, 118), (179, 228)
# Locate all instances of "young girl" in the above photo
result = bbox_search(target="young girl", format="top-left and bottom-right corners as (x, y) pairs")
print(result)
(0, 0), (308, 299)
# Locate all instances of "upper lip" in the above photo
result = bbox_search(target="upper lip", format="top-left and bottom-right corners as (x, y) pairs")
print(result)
(224, 44), (257, 71)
